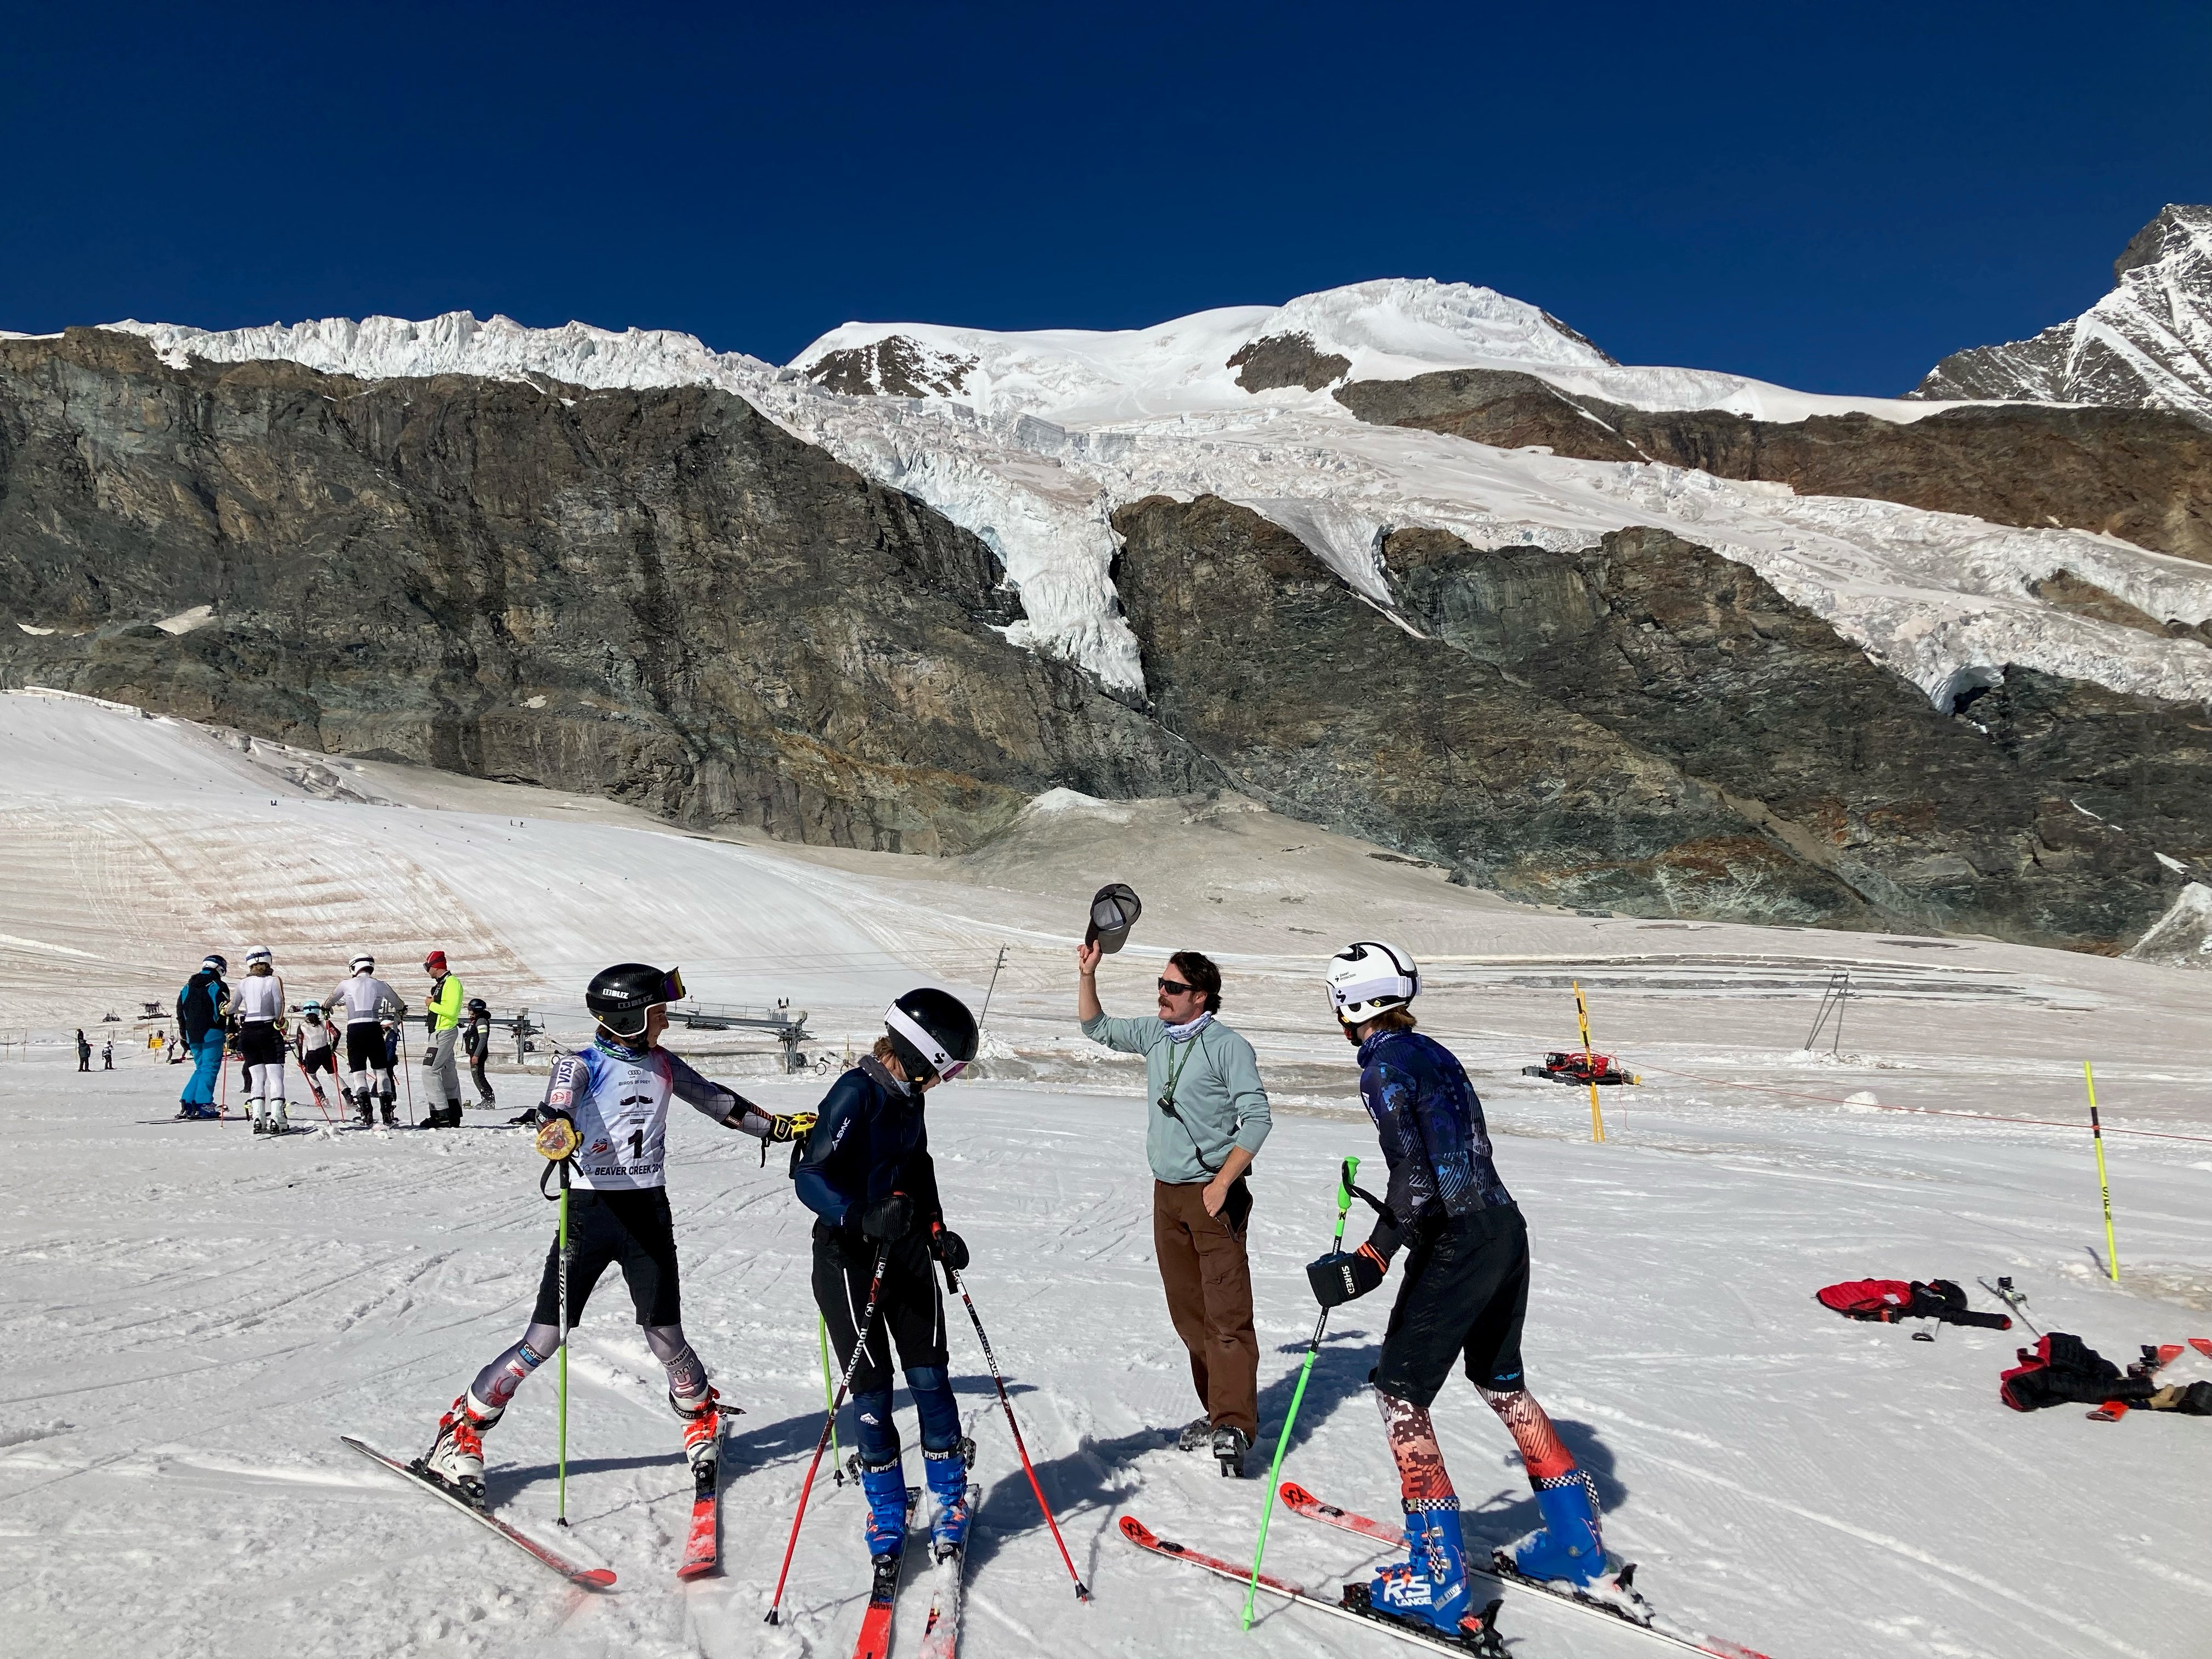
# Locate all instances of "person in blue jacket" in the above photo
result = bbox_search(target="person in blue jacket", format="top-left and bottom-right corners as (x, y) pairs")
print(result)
(793, 988), (980, 1569)
(174, 953), (230, 1120)
(1306, 941), (1609, 1641)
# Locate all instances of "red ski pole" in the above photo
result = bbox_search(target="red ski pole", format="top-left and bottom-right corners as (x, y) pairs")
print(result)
(766, 1245), (891, 1626)
(938, 1232), (1091, 1601)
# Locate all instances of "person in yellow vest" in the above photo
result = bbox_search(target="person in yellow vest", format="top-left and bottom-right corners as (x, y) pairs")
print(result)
(420, 950), (468, 1128)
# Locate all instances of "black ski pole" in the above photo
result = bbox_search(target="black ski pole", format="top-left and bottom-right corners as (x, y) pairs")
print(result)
(935, 1228), (1091, 1601)
(766, 1244), (891, 1626)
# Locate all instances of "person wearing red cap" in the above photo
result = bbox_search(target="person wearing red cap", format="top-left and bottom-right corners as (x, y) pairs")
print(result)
(420, 950), (467, 1128)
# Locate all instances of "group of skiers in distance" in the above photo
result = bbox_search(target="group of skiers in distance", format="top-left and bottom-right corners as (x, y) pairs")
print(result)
(170, 947), (498, 1132)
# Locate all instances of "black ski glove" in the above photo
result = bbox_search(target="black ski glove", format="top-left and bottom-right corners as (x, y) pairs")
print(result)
(929, 1223), (970, 1272)
(860, 1193), (915, 1243)
(1307, 1244), (1388, 1308)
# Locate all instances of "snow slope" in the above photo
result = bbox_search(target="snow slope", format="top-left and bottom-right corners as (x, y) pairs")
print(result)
(2, 693), (2210, 1659)
(106, 280), (2212, 710)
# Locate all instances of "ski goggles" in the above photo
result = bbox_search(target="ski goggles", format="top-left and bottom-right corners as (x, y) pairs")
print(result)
(658, 967), (686, 1004)
(883, 1002), (967, 1080)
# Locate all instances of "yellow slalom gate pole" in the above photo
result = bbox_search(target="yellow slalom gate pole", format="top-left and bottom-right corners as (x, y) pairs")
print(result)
(1573, 981), (1606, 1143)
(2083, 1063), (2120, 1282)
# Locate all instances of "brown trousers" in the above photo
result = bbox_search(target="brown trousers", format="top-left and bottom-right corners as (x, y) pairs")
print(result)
(1153, 1179), (1259, 1440)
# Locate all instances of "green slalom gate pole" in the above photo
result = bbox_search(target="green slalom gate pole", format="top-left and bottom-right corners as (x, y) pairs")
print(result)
(819, 1314), (843, 1480)
(1243, 1155), (1359, 1630)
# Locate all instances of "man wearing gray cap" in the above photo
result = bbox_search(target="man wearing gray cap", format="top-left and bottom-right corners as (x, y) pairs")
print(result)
(1076, 896), (1271, 1477)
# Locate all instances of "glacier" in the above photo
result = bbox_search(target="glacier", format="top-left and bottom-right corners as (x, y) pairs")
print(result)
(110, 279), (2212, 709)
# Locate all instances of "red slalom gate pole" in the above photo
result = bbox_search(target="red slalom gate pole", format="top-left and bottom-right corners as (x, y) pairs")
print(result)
(940, 1244), (1091, 1601)
(766, 1245), (891, 1626)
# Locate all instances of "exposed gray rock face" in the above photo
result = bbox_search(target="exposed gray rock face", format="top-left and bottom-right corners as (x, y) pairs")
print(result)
(1911, 205), (2212, 426)
(1110, 495), (2186, 946)
(1224, 332), (1352, 392)
(0, 330), (1215, 850)
(805, 335), (979, 398)
(1337, 368), (2212, 565)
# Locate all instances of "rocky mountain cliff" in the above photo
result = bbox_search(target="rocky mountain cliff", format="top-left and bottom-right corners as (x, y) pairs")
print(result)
(0, 330), (1213, 850)
(4, 294), (2208, 956)
(1912, 205), (2212, 426)
(1336, 366), (2212, 567)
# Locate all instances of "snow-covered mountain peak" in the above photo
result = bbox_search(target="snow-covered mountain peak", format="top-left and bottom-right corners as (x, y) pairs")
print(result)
(110, 310), (764, 388)
(791, 279), (1618, 424)
(1911, 204), (2212, 424)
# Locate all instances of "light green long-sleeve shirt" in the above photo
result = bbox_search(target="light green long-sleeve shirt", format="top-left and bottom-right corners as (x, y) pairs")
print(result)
(1081, 1012), (1272, 1184)
(427, 973), (466, 1032)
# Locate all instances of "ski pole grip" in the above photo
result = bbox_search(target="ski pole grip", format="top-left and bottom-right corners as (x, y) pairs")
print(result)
(1336, 1155), (1359, 1214)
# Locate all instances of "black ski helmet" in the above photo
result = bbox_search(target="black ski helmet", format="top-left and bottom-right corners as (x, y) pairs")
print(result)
(466, 997), (489, 1015)
(586, 963), (686, 1039)
(883, 988), (979, 1083)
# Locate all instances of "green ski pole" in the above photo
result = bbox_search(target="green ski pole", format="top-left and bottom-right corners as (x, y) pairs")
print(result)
(820, 1314), (843, 1481)
(1243, 1155), (1359, 1630)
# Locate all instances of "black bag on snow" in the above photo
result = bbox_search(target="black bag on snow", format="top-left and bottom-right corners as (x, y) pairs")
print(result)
(1999, 1334), (2155, 1412)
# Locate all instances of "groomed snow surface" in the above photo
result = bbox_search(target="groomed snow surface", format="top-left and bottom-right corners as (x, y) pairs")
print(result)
(107, 278), (2212, 711)
(4, 695), (2210, 1659)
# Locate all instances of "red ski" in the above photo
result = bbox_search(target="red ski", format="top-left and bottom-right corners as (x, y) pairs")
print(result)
(1276, 1482), (1769, 1659)
(342, 1435), (616, 1590)
(675, 1419), (725, 1580)
(1119, 1515), (1504, 1657)
(852, 1487), (922, 1659)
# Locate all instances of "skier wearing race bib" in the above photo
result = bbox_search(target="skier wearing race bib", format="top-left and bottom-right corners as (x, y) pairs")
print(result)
(420, 963), (808, 1506)
(1306, 940), (1609, 1641)
(792, 989), (980, 1566)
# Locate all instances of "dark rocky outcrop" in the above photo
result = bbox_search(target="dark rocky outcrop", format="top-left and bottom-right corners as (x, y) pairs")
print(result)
(0, 330), (1215, 850)
(1225, 333), (1352, 392)
(804, 335), (978, 398)
(1110, 496), (2186, 945)
(1338, 369), (2212, 565)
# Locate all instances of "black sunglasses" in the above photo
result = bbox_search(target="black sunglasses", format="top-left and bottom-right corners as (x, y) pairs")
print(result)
(1157, 978), (1194, 996)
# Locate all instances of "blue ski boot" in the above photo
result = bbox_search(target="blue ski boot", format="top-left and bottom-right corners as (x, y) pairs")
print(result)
(1367, 1502), (1474, 1634)
(859, 1458), (909, 1558)
(923, 1442), (972, 1558)
(1513, 1476), (1606, 1586)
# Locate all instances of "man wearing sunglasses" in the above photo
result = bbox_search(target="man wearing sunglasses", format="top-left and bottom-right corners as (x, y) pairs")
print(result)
(1078, 941), (1272, 1476)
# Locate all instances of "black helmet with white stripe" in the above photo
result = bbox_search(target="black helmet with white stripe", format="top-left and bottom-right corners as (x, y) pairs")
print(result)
(884, 988), (978, 1084)
(587, 962), (686, 1040)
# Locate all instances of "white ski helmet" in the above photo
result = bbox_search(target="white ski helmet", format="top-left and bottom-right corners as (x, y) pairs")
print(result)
(1324, 940), (1420, 1026)
(349, 953), (375, 974)
(246, 945), (273, 967)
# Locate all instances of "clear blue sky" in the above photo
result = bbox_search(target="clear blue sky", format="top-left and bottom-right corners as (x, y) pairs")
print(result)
(6, 1), (2207, 393)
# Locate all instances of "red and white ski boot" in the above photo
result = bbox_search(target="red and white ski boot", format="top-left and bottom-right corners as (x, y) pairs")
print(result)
(421, 1391), (503, 1508)
(672, 1384), (722, 1476)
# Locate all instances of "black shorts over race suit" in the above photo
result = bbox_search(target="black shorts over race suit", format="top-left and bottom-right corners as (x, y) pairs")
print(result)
(811, 1224), (948, 1395)
(531, 1188), (683, 1327)
(1373, 1203), (1531, 1407)
(345, 1024), (387, 1072)
(235, 1023), (285, 1066)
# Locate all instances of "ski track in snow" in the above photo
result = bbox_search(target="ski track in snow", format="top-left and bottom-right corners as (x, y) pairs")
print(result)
(105, 284), (2212, 713)
(1, 695), (2209, 1658)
